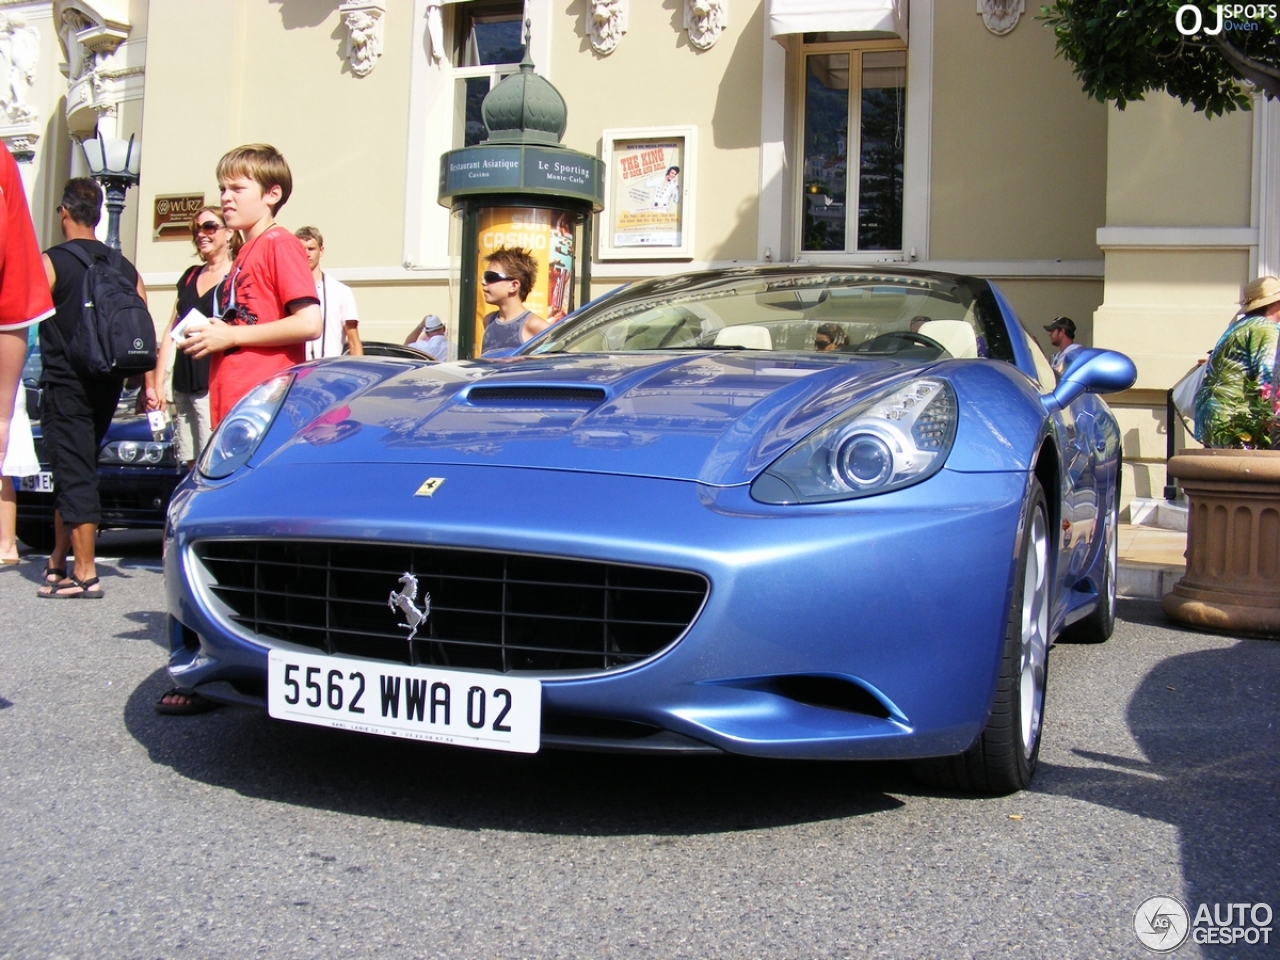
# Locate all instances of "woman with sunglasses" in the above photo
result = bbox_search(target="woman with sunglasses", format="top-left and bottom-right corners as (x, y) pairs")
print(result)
(145, 206), (240, 468)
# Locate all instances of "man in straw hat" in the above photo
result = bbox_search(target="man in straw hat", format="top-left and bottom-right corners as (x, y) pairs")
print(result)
(1193, 276), (1280, 448)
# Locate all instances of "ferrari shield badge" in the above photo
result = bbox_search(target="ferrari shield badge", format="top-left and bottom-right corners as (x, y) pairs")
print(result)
(388, 573), (430, 642)
(415, 477), (445, 497)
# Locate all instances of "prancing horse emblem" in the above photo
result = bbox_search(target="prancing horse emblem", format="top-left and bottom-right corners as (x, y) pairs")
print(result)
(388, 573), (430, 642)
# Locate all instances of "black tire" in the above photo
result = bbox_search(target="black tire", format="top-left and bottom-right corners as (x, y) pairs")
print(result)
(915, 480), (1050, 794)
(15, 517), (55, 553)
(1061, 488), (1118, 644)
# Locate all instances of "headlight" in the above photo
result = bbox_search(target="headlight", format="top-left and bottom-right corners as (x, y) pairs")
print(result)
(100, 440), (174, 466)
(199, 373), (293, 479)
(751, 378), (957, 504)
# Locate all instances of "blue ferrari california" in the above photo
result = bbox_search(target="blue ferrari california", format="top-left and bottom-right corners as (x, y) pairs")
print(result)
(163, 267), (1135, 794)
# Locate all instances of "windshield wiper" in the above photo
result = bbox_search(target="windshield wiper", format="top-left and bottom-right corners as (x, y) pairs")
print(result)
(650, 343), (749, 351)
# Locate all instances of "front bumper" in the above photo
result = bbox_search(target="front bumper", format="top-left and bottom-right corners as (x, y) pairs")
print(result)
(18, 462), (183, 531)
(165, 462), (1026, 760)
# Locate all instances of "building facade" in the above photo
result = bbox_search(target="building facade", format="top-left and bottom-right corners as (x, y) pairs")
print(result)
(6, 0), (1276, 505)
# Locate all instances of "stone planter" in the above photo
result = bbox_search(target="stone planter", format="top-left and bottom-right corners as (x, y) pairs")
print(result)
(1162, 448), (1280, 636)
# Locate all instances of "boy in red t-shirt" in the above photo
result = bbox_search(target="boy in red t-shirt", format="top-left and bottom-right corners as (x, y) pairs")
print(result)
(181, 144), (321, 425)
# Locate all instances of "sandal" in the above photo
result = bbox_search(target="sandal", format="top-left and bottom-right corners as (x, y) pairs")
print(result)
(38, 574), (103, 599)
(154, 688), (220, 716)
(42, 564), (67, 583)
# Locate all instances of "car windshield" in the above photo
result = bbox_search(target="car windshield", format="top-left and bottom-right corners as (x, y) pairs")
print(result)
(526, 270), (1014, 364)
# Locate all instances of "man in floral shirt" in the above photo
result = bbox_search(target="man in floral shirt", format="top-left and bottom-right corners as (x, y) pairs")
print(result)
(1194, 276), (1280, 448)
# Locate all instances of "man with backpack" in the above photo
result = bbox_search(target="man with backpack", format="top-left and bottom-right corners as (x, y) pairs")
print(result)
(36, 178), (152, 599)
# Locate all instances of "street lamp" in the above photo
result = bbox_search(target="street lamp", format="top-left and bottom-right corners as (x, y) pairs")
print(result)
(81, 131), (141, 251)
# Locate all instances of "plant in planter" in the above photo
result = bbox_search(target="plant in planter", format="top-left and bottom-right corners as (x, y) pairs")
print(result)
(1164, 282), (1280, 636)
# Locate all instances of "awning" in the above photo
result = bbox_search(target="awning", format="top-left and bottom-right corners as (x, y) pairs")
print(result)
(766, 0), (908, 43)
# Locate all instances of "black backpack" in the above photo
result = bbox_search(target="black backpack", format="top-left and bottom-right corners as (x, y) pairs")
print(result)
(56, 243), (156, 379)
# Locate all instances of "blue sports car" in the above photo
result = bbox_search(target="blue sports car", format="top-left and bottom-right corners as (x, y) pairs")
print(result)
(163, 267), (1135, 794)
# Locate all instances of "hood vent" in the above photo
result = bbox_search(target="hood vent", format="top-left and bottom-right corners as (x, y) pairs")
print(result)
(467, 385), (607, 405)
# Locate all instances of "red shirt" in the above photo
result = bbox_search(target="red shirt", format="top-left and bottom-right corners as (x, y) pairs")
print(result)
(209, 225), (318, 424)
(0, 143), (54, 330)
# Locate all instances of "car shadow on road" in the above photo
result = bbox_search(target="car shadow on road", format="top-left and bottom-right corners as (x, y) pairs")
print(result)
(123, 667), (908, 836)
(1034, 639), (1280, 955)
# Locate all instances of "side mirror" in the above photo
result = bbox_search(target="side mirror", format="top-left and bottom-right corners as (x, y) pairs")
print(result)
(1042, 348), (1137, 412)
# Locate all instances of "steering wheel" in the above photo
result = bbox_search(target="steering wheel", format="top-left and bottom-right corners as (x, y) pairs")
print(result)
(854, 330), (948, 355)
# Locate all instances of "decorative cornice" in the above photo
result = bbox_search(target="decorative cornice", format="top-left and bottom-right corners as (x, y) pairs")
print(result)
(95, 65), (142, 79)
(1, 131), (38, 162)
(1096, 226), (1258, 250)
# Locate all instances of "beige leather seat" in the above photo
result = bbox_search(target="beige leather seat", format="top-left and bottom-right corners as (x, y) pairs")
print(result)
(715, 325), (773, 350)
(916, 319), (978, 359)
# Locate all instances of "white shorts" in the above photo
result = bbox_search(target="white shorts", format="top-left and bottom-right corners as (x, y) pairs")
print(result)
(172, 389), (212, 464)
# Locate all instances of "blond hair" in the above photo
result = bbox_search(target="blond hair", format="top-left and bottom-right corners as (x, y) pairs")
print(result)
(294, 225), (324, 247)
(216, 143), (293, 213)
(189, 205), (242, 260)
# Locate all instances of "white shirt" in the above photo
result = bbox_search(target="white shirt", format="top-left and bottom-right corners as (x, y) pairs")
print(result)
(414, 333), (450, 362)
(306, 273), (359, 360)
(1051, 341), (1082, 374)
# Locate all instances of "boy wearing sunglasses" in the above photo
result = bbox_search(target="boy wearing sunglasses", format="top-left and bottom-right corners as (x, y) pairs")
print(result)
(180, 144), (321, 426)
(479, 246), (547, 355)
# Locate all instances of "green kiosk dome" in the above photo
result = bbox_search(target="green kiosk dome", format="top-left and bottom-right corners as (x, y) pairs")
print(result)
(438, 29), (604, 360)
(481, 48), (567, 146)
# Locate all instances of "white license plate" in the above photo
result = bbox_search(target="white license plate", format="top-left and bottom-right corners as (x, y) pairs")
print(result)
(18, 471), (53, 493)
(267, 650), (541, 753)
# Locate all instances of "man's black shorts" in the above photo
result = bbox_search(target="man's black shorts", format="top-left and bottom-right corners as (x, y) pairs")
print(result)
(41, 378), (123, 526)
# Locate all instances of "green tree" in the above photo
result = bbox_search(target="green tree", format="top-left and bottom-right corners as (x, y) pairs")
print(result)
(1040, 1), (1279, 116)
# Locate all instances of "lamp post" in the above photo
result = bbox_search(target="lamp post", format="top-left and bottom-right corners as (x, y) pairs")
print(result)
(81, 131), (141, 251)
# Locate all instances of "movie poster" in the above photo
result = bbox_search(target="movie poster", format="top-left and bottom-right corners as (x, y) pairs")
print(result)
(472, 206), (575, 353)
(609, 139), (684, 248)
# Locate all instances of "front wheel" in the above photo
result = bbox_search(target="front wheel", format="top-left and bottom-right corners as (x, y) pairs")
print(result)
(915, 480), (1050, 794)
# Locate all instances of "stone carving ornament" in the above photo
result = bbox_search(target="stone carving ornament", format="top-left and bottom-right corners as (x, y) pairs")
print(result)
(590, 0), (627, 56)
(54, 2), (133, 136)
(58, 8), (92, 81)
(0, 16), (39, 125)
(685, 0), (726, 51)
(340, 1), (385, 77)
(977, 0), (1024, 36)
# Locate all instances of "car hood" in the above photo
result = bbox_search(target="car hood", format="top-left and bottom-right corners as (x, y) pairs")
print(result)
(260, 353), (935, 486)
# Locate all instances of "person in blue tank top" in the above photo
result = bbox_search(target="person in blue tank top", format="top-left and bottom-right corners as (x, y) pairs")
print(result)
(479, 246), (546, 355)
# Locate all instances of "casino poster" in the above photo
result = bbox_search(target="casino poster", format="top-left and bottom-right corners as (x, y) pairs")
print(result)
(609, 140), (683, 248)
(473, 207), (575, 351)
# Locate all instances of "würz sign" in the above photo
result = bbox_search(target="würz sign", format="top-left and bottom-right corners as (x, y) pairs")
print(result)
(153, 193), (206, 241)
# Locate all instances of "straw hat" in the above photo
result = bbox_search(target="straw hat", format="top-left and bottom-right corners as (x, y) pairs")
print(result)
(1242, 276), (1280, 314)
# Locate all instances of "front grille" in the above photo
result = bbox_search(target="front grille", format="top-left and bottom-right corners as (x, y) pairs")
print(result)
(193, 540), (707, 674)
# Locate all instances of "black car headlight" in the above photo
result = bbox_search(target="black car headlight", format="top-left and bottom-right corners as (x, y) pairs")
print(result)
(751, 378), (957, 504)
(199, 373), (293, 479)
(100, 440), (175, 466)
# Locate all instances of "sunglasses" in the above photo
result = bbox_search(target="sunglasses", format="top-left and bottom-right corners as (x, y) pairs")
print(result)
(814, 338), (832, 348)
(194, 220), (225, 234)
(482, 270), (515, 284)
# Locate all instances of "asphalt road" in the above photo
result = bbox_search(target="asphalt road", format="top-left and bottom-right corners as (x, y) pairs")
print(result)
(1, 531), (1276, 960)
